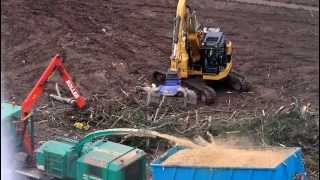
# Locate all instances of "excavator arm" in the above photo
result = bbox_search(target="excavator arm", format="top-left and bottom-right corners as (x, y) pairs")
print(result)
(170, 0), (202, 78)
(20, 54), (86, 156)
(170, 0), (189, 77)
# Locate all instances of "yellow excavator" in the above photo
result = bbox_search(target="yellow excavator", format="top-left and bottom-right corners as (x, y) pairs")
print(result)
(144, 0), (249, 105)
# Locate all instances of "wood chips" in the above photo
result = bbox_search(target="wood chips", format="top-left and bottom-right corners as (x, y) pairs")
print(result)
(163, 145), (294, 168)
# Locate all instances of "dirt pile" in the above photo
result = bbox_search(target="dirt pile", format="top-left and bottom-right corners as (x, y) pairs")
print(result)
(163, 145), (294, 168)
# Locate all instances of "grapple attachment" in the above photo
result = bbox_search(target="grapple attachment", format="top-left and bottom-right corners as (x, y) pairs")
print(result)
(137, 84), (197, 106)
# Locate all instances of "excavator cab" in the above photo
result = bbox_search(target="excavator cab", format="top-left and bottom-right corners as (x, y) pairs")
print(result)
(201, 31), (229, 74)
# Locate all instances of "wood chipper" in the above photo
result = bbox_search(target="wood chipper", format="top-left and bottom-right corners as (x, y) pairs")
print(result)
(33, 129), (147, 180)
(1, 54), (148, 180)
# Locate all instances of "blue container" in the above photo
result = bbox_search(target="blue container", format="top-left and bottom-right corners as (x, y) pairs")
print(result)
(151, 146), (307, 180)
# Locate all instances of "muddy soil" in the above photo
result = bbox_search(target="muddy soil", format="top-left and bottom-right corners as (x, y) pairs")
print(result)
(1, 0), (319, 178)
(2, 0), (318, 109)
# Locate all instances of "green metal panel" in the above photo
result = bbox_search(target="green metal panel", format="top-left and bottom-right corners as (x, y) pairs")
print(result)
(1, 103), (21, 137)
(108, 150), (146, 180)
(38, 140), (76, 179)
(42, 140), (74, 156)
(1, 103), (34, 151)
(35, 148), (45, 170)
(35, 134), (147, 180)
(1, 103), (21, 121)
(0, 102), (30, 151)
(77, 141), (146, 180)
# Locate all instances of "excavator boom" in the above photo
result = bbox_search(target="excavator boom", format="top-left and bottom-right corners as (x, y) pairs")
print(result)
(20, 54), (85, 156)
(21, 54), (85, 112)
(170, 0), (189, 77)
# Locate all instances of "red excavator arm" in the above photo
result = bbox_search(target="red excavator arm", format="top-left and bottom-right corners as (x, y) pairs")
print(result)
(20, 54), (86, 156)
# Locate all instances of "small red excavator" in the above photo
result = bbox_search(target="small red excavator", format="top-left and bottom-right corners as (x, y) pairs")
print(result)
(18, 54), (86, 156)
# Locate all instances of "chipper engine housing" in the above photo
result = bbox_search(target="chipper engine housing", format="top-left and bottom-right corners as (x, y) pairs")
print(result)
(36, 137), (146, 180)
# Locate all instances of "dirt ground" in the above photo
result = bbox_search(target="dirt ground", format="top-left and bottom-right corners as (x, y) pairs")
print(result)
(1, 0), (319, 109)
(1, 0), (319, 178)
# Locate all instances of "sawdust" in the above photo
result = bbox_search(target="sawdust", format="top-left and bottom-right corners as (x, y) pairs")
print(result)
(154, 133), (200, 149)
(131, 129), (200, 148)
(132, 129), (293, 168)
(163, 145), (294, 168)
(100, 128), (200, 148)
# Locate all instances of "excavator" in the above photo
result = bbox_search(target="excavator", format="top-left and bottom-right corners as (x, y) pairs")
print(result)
(4, 54), (86, 158)
(144, 0), (249, 105)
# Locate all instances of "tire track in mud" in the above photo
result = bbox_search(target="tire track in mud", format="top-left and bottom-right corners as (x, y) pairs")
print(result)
(108, 0), (173, 70)
(230, 0), (318, 11)
(199, 3), (316, 26)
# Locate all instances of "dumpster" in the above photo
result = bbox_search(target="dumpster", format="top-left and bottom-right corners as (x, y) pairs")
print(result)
(151, 146), (307, 180)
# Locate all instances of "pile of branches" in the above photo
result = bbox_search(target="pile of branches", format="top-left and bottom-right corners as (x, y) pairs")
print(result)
(263, 101), (319, 179)
(33, 92), (319, 179)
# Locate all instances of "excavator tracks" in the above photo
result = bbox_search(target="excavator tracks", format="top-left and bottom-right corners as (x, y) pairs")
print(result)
(183, 78), (216, 105)
(152, 70), (250, 105)
(225, 70), (250, 92)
